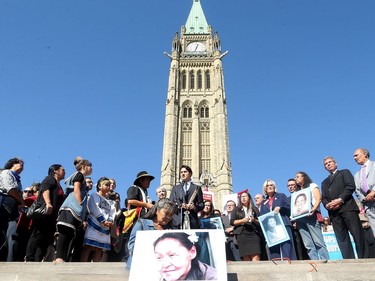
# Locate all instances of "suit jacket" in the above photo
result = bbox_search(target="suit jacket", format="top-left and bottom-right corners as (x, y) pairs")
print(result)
(169, 182), (204, 229)
(354, 160), (375, 203)
(230, 206), (260, 235)
(321, 169), (359, 215)
(259, 192), (292, 227)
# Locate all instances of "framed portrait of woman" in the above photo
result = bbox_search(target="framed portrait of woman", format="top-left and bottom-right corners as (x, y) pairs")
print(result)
(129, 229), (227, 281)
(258, 212), (290, 248)
(200, 216), (224, 230)
(290, 188), (311, 220)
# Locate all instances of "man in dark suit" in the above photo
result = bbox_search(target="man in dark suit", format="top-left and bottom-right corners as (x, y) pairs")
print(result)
(221, 200), (241, 261)
(169, 165), (204, 229)
(321, 156), (367, 259)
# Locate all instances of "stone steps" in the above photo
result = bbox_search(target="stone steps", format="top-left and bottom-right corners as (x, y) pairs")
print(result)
(0, 259), (374, 281)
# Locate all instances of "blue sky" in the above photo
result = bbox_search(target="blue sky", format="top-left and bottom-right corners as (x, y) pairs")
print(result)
(1, 1), (374, 216)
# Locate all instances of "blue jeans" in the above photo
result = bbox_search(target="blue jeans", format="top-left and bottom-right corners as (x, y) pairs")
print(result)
(297, 215), (329, 260)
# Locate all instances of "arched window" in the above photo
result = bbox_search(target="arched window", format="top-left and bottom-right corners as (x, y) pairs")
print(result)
(197, 70), (202, 89)
(205, 70), (210, 89)
(200, 104), (209, 118)
(189, 70), (195, 90)
(183, 104), (192, 118)
(181, 71), (187, 90)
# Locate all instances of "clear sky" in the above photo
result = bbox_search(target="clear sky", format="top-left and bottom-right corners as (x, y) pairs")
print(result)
(1, 0), (374, 216)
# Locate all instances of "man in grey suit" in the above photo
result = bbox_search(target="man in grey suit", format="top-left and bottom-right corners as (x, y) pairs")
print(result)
(353, 148), (375, 236)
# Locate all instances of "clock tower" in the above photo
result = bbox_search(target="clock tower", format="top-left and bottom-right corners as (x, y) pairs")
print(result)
(160, 0), (233, 209)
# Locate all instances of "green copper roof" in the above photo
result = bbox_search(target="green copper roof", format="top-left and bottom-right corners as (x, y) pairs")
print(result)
(184, 0), (209, 34)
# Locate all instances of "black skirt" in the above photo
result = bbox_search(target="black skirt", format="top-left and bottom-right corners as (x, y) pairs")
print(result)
(236, 225), (261, 257)
(56, 210), (81, 234)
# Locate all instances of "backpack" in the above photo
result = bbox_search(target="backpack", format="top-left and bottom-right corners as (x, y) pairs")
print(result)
(122, 207), (142, 234)
(63, 171), (79, 197)
(121, 186), (148, 234)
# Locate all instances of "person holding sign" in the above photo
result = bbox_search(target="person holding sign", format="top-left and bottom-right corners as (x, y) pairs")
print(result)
(259, 179), (296, 260)
(295, 171), (329, 260)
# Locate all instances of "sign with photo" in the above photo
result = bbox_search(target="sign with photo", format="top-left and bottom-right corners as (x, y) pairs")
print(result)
(200, 216), (224, 230)
(258, 212), (290, 248)
(290, 188), (311, 220)
(129, 229), (227, 281)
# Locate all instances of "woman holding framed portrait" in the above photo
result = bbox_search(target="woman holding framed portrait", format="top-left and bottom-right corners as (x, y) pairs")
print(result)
(295, 171), (329, 260)
(259, 179), (297, 260)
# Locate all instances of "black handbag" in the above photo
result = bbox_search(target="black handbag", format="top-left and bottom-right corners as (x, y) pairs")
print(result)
(26, 200), (47, 219)
(0, 193), (20, 221)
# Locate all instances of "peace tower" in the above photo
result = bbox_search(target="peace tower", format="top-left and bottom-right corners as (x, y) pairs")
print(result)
(160, 0), (233, 209)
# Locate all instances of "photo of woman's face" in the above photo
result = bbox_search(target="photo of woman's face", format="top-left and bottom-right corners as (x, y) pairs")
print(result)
(267, 217), (276, 228)
(154, 238), (197, 281)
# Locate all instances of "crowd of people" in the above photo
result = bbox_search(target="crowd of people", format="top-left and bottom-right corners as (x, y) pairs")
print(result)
(0, 147), (375, 273)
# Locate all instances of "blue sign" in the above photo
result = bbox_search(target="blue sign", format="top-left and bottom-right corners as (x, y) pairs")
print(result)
(322, 231), (357, 260)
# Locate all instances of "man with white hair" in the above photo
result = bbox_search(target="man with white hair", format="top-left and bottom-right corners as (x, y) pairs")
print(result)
(353, 148), (375, 236)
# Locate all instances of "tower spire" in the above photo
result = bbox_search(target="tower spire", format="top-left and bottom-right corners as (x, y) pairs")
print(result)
(184, 0), (209, 34)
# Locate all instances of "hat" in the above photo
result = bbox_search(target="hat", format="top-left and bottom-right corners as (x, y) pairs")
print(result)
(133, 171), (155, 185)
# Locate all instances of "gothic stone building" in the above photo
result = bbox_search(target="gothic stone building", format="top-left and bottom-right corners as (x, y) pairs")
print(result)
(160, 0), (233, 209)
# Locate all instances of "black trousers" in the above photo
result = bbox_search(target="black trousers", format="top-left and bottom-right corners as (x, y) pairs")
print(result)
(25, 218), (55, 261)
(331, 211), (367, 259)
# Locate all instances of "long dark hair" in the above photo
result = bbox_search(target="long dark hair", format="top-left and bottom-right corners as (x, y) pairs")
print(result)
(296, 171), (313, 189)
(153, 232), (203, 280)
(48, 164), (62, 176)
(4, 157), (23, 169)
(237, 192), (257, 218)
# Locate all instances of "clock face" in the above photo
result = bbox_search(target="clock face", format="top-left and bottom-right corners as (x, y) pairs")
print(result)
(186, 42), (206, 52)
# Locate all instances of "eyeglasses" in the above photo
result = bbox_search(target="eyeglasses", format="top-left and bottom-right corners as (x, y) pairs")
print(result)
(86, 181), (93, 184)
(23, 190), (33, 194)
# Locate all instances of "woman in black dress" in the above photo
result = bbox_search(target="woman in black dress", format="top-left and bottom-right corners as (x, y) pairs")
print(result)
(230, 192), (261, 261)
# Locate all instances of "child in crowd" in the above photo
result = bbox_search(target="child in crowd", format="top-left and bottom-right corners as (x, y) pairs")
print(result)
(80, 177), (116, 262)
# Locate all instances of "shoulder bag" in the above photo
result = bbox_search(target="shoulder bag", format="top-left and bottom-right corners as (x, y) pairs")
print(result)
(26, 200), (47, 219)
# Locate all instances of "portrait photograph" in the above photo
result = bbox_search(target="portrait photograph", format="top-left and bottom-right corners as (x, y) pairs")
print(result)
(129, 229), (227, 281)
(258, 212), (290, 248)
(290, 188), (311, 220)
(200, 216), (224, 230)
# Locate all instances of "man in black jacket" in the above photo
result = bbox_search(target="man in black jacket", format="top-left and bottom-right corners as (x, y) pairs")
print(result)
(169, 165), (204, 229)
(321, 156), (367, 259)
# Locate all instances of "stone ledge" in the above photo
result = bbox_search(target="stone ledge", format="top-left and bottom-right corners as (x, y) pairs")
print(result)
(0, 259), (374, 281)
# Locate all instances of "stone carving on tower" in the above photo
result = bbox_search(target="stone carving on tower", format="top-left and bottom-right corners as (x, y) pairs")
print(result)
(160, 0), (232, 209)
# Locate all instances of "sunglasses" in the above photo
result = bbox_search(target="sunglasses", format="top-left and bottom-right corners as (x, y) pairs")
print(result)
(23, 190), (33, 194)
